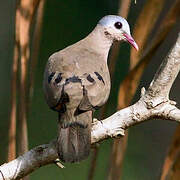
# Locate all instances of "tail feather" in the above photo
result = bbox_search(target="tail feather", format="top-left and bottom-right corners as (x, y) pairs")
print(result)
(57, 112), (91, 163)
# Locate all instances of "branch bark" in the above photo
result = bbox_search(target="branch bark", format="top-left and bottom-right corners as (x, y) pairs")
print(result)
(1, 31), (180, 180)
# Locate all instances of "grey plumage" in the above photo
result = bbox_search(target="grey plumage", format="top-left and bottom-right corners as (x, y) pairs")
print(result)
(43, 15), (138, 163)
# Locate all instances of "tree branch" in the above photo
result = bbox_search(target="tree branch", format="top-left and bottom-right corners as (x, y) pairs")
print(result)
(1, 33), (180, 180)
(147, 34), (180, 99)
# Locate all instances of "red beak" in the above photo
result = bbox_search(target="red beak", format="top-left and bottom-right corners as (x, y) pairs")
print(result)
(123, 33), (139, 51)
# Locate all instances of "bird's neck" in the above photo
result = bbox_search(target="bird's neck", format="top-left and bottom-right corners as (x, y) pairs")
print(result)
(83, 25), (113, 61)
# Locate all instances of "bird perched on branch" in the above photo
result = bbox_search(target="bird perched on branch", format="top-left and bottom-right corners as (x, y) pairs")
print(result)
(43, 15), (138, 163)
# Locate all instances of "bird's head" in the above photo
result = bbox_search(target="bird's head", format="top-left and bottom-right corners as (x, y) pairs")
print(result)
(98, 15), (138, 51)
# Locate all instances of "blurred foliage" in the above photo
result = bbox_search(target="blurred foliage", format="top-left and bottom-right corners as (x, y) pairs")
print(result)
(0, 0), (179, 180)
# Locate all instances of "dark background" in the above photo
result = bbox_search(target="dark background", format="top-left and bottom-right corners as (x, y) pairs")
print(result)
(0, 0), (179, 179)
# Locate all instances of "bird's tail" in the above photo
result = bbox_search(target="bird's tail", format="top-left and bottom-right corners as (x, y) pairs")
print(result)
(57, 111), (91, 163)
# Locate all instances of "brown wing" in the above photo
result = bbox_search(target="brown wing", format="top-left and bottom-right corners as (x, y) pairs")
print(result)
(43, 53), (84, 112)
(43, 49), (110, 114)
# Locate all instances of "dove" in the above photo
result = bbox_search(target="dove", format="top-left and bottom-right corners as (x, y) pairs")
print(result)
(43, 15), (138, 163)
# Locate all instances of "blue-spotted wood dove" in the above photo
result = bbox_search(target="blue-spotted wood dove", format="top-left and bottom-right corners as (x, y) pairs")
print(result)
(43, 15), (138, 163)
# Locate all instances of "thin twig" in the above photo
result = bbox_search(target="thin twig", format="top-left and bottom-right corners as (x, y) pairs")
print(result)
(54, 159), (65, 169)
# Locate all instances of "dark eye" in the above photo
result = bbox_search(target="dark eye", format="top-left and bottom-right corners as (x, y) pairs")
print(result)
(114, 22), (122, 29)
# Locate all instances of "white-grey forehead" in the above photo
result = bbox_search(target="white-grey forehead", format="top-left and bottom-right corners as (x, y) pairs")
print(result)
(98, 15), (130, 34)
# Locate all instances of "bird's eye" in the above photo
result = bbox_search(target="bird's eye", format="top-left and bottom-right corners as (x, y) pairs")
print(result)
(114, 22), (122, 29)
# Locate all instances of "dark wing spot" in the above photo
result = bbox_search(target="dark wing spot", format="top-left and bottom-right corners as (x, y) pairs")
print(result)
(55, 73), (62, 84)
(74, 85), (94, 115)
(52, 103), (67, 113)
(48, 72), (55, 83)
(74, 107), (87, 116)
(94, 72), (105, 85)
(50, 85), (69, 113)
(65, 75), (81, 84)
(87, 74), (95, 83)
(93, 106), (100, 110)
